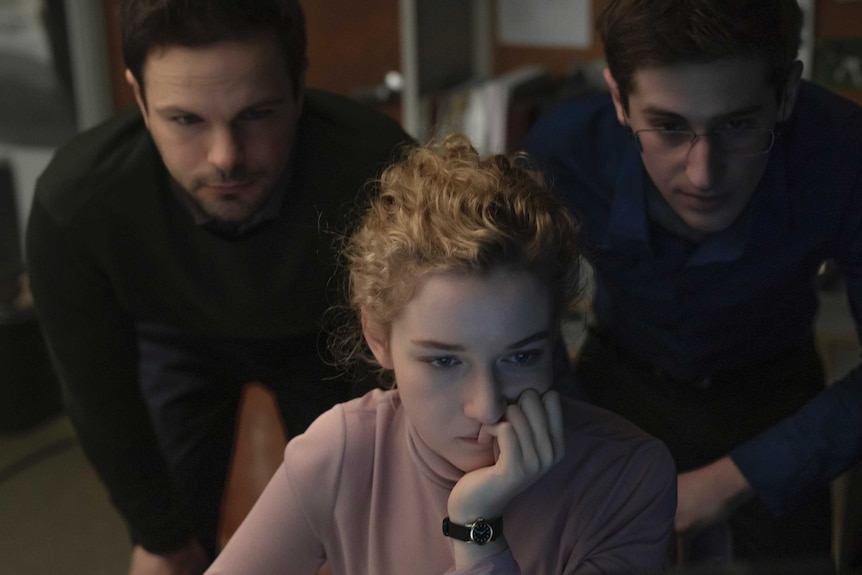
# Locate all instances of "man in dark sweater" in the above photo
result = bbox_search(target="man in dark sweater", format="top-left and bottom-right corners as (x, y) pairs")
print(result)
(25, 1), (411, 573)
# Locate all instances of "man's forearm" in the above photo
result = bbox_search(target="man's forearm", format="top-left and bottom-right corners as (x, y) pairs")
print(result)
(730, 370), (862, 516)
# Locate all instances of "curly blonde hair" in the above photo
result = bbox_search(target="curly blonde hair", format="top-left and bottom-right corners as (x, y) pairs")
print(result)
(330, 134), (581, 375)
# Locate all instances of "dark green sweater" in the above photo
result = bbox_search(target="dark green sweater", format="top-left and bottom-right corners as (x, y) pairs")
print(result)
(26, 90), (411, 551)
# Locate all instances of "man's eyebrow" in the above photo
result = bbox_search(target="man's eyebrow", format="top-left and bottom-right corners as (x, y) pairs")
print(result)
(409, 330), (550, 352)
(640, 105), (686, 119)
(240, 97), (289, 110)
(640, 103), (766, 120)
(153, 105), (196, 116)
(153, 97), (289, 117)
(711, 104), (768, 121)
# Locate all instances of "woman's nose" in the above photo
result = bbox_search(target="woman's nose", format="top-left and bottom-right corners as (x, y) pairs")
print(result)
(463, 368), (506, 424)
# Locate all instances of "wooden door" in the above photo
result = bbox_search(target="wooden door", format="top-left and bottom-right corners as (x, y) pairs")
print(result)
(303, 0), (400, 97)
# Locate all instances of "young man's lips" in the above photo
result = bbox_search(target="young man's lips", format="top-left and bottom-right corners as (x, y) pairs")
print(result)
(679, 191), (728, 211)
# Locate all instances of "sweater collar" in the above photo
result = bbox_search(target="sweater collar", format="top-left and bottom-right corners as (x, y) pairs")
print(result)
(603, 138), (767, 267)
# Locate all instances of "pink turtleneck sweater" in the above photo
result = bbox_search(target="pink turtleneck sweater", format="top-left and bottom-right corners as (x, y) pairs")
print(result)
(206, 389), (676, 574)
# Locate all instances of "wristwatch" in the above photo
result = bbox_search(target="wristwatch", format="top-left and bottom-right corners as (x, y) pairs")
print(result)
(442, 516), (503, 545)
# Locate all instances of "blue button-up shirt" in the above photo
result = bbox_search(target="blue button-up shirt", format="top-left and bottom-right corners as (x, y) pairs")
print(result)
(523, 81), (862, 515)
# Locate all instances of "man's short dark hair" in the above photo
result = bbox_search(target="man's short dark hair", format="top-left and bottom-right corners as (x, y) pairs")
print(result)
(120, 0), (307, 98)
(598, 0), (803, 109)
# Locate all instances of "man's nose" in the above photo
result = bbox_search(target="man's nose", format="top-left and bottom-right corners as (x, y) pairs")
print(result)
(463, 367), (506, 424)
(685, 134), (724, 191)
(208, 126), (244, 173)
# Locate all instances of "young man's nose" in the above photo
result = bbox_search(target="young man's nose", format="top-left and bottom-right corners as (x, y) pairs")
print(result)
(685, 135), (724, 191)
(208, 126), (244, 173)
(463, 368), (506, 424)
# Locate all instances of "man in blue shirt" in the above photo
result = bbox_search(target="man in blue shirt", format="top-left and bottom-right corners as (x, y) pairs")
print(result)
(524, 0), (862, 567)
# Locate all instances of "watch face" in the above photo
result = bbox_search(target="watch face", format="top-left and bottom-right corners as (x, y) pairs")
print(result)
(469, 521), (494, 545)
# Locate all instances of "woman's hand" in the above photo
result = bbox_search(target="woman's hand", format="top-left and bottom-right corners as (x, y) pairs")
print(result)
(445, 388), (565, 569)
(447, 388), (565, 532)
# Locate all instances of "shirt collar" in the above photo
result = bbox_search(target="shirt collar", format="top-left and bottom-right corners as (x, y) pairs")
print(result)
(602, 139), (783, 266)
(603, 142), (651, 255)
(172, 156), (295, 239)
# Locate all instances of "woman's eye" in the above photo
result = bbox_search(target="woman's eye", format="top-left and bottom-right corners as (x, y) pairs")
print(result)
(504, 350), (543, 367)
(428, 356), (460, 368)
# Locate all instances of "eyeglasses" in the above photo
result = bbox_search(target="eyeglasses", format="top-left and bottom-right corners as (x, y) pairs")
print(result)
(632, 128), (777, 157)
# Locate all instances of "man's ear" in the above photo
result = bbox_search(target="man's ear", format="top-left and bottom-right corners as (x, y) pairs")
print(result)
(361, 311), (393, 370)
(779, 60), (804, 122)
(603, 68), (627, 126)
(295, 68), (306, 117)
(125, 69), (150, 129)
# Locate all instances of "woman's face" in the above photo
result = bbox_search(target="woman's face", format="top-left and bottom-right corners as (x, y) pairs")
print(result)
(366, 268), (556, 472)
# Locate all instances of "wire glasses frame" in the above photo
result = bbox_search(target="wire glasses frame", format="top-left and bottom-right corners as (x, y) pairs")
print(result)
(632, 127), (778, 157)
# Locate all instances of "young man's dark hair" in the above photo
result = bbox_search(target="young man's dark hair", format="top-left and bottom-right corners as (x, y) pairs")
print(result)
(524, 0), (862, 570)
(119, 0), (307, 100)
(598, 0), (803, 108)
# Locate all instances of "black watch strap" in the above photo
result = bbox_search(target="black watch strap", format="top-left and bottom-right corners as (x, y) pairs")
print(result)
(442, 516), (502, 545)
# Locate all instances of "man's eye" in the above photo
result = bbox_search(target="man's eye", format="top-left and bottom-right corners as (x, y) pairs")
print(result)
(240, 108), (273, 121)
(172, 115), (201, 126)
(723, 118), (756, 130)
(657, 121), (686, 132)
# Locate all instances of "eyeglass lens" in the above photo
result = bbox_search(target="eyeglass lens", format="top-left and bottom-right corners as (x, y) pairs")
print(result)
(636, 129), (774, 156)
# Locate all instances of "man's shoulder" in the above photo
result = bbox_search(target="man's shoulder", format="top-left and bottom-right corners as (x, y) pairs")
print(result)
(35, 108), (156, 223)
(782, 81), (862, 197)
(522, 92), (629, 184)
(301, 89), (413, 154)
(791, 81), (862, 147)
(291, 90), (413, 207)
(524, 91), (618, 154)
(537, 91), (616, 126)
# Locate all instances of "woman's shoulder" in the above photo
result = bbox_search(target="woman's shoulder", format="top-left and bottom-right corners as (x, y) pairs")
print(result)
(506, 397), (676, 571)
(281, 389), (404, 520)
(287, 388), (399, 452)
(285, 388), (403, 472)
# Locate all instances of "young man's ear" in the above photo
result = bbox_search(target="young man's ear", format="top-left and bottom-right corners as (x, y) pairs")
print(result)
(779, 60), (804, 123)
(125, 69), (150, 129)
(603, 68), (627, 126)
(361, 311), (393, 370)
